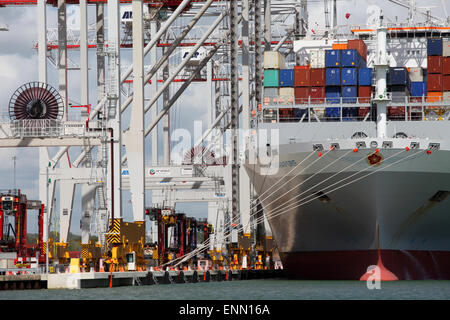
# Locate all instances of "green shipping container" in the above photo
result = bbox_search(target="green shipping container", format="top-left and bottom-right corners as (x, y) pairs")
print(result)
(264, 69), (279, 87)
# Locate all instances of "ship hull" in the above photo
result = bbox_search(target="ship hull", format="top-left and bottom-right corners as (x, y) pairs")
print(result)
(246, 140), (450, 279)
(281, 250), (450, 280)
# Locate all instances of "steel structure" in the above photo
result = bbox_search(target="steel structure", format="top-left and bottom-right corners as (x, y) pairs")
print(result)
(0, 0), (302, 265)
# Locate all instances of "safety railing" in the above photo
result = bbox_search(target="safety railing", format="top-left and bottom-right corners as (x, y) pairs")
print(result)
(261, 94), (450, 123)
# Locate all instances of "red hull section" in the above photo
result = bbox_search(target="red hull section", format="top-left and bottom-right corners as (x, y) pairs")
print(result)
(281, 250), (450, 280)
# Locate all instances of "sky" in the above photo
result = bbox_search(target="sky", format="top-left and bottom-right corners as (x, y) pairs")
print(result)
(0, 0), (449, 235)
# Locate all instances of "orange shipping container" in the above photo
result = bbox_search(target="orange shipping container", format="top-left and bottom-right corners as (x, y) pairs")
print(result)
(426, 91), (443, 102)
(332, 43), (348, 50)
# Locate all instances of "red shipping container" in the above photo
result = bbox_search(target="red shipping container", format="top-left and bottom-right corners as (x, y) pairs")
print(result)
(294, 66), (310, 87)
(443, 75), (450, 91)
(294, 87), (310, 104)
(358, 107), (370, 118)
(310, 86), (325, 104)
(348, 39), (367, 61)
(428, 55), (443, 74)
(358, 86), (372, 103)
(310, 68), (325, 86)
(443, 57), (450, 75)
(428, 73), (443, 91)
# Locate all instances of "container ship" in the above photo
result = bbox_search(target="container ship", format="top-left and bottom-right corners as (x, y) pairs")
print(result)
(246, 17), (450, 280)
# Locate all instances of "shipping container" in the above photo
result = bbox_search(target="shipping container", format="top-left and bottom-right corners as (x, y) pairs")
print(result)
(325, 50), (341, 68)
(294, 67), (310, 87)
(310, 50), (326, 68)
(411, 82), (427, 97)
(264, 88), (279, 104)
(341, 49), (364, 68)
(325, 68), (341, 86)
(358, 68), (373, 86)
(342, 86), (357, 103)
(347, 39), (367, 61)
(408, 67), (424, 82)
(444, 40), (450, 57)
(332, 43), (348, 50)
(341, 68), (358, 86)
(387, 107), (406, 119)
(427, 38), (443, 56)
(326, 86), (341, 104)
(326, 107), (340, 118)
(263, 51), (286, 69)
(443, 75), (450, 91)
(294, 108), (309, 121)
(426, 91), (443, 102)
(279, 87), (295, 101)
(342, 107), (358, 121)
(427, 55), (443, 74)
(279, 108), (294, 122)
(264, 69), (279, 87)
(389, 68), (411, 86)
(443, 57), (450, 75)
(358, 86), (372, 103)
(443, 91), (450, 101)
(427, 73), (443, 91)
(310, 86), (325, 104)
(391, 85), (409, 103)
(294, 87), (309, 104)
(359, 107), (371, 118)
(310, 68), (326, 86)
(264, 87), (279, 98)
(280, 69), (295, 87)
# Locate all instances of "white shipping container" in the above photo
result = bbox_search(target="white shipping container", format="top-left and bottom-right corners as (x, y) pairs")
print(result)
(310, 50), (326, 68)
(279, 87), (295, 104)
(264, 87), (279, 97)
(443, 91), (450, 101)
(408, 67), (424, 82)
(443, 40), (450, 57)
(279, 87), (295, 97)
(264, 51), (286, 69)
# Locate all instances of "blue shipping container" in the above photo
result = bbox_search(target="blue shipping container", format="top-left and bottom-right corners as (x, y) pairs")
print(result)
(342, 86), (357, 103)
(342, 108), (358, 121)
(389, 68), (411, 88)
(326, 68), (341, 86)
(428, 38), (443, 56)
(325, 50), (341, 67)
(326, 86), (341, 104)
(279, 69), (294, 87)
(326, 107), (340, 118)
(358, 68), (373, 86)
(341, 49), (363, 68)
(411, 82), (427, 97)
(341, 68), (358, 86)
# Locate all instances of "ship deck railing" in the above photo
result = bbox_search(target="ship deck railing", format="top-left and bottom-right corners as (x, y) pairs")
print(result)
(261, 95), (450, 123)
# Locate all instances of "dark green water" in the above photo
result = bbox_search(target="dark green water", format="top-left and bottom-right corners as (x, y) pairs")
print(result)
(0, 280), (449, 300)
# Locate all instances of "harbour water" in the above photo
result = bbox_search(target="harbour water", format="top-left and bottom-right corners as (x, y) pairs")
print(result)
(0, 279), (449, 300)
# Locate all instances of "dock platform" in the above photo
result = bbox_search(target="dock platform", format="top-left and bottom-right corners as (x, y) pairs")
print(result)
(0, 269), (285, 290)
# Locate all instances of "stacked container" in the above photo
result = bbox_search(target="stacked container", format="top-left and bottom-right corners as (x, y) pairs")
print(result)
(293, 50), (326, 107)
(426, 38), (443, 102)
(263, 51), (286, 102)
(443, 40), (450, 100)
(325, 49), (341, 118)
(325, 40), (369, 120)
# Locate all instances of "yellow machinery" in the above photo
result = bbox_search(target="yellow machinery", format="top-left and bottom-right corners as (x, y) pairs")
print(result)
(81, 242), (102, 272)
(105, 218), (146, 271)
(46, 239), (70, 265)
